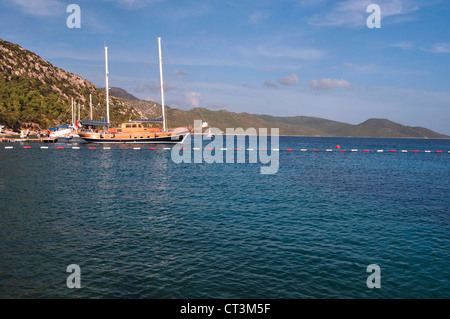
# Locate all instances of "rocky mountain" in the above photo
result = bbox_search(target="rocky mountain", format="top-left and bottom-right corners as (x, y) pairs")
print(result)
(0, 38), (142, 130)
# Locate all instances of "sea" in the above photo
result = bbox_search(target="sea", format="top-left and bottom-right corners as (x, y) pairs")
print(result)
(0, 136), (449, 299)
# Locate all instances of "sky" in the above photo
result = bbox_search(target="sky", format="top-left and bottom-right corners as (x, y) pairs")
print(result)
(0, 0), (449, 134)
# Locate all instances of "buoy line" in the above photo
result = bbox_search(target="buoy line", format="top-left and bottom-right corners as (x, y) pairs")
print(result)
(2, 146), (449, 154)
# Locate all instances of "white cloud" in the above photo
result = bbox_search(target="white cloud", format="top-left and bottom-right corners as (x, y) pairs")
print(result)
(104, 0), (164, 9)
(308, 78), (352, 90)
(277, 73), (299, 86)
(10, 0), (65, 16)
(254, 44), (326, 61)
(264, 81), (278, 88)
(183, 91), (204, 108)
(249, 10), (270, 24)
(421, 42), (450, 54)
(390, 41), (414, 50)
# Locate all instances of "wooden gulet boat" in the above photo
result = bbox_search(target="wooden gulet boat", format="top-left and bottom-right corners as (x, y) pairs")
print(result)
(78, 37), (191, 144)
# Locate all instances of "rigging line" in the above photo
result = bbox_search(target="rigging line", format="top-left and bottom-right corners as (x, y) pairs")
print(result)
(137, 40), (158, 95)
(161, 40), (207, 124)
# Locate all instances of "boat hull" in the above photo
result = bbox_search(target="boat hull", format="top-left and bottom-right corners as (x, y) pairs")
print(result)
(78, 132), (190, 144)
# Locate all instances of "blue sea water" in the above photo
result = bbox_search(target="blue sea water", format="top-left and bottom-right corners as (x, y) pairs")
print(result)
(0, 136), (449, 299)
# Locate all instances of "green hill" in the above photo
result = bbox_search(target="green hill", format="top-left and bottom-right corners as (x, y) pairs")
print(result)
(0, 38), (142, 130)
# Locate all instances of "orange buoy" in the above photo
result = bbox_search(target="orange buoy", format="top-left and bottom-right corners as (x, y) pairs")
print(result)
(336, 145), (341, 149)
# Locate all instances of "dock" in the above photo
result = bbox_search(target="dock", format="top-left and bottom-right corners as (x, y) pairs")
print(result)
(0, 137), (58, 143)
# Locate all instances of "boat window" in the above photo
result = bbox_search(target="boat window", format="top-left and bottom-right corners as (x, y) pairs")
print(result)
(126, 124), (131, 128)
(132, 124), (137, 128)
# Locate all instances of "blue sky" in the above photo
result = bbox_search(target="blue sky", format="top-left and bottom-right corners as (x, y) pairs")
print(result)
(1, 0), (449, 134)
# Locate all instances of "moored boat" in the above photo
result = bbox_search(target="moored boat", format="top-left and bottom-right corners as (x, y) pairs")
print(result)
(78, 37), (191, 144)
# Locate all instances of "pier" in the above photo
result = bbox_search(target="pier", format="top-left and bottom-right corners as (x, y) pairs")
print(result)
(0, 137), (58, 143)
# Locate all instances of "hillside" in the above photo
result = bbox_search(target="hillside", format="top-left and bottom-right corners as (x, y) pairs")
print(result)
(0, 38), (142, 130)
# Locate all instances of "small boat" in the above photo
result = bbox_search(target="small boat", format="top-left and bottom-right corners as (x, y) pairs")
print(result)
(78, 37), (190, 144)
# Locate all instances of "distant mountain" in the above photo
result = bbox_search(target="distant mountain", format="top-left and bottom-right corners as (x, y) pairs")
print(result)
(100, 87), (139, 100)
(102, 86), (449, 138)
(0, 38), (143, 130)
(110, 99), (446, 138)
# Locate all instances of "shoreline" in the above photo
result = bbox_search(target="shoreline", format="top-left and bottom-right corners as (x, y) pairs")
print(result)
(192, 133), (450, 140)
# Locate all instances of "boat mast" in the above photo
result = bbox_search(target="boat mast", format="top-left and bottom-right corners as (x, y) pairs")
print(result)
(105, 45), (110, 126)
(158, 37), (166, 132)
(90, 94), (93, 120)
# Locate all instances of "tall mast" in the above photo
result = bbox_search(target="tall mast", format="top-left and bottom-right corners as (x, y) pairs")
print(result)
(90, 94), (93, 120)
(71, 97), (74, 125)
(105, 45), (110, 126)
(158, 37), (166, 132)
